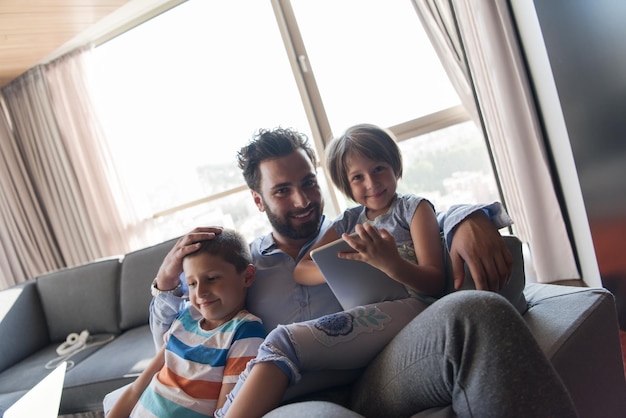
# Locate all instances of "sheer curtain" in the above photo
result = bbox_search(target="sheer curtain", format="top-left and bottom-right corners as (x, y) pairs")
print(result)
(412, 0), (581, 284)
(44, 47), (143, 255)
(0, 48), (144, 290)
(0, 97), (64, 287)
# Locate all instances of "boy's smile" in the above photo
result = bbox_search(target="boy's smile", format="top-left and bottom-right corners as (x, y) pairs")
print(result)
(183, 254), (254, 330)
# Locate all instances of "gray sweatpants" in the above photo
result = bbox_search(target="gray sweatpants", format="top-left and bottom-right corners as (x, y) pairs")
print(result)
(352, 290), (577, 417)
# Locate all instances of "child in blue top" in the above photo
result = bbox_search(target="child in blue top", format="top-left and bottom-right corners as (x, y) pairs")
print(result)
(108, 229), (266, 418)
(294, 123), (446, 299)
(216, 124), (445, 418)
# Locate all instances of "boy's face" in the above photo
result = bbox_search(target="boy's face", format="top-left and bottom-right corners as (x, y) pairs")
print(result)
(183, 253), (254, 330)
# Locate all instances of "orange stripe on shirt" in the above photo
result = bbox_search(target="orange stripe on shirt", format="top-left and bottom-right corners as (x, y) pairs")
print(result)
(158, 367), (222, 399)
(224, 356), (255, 377)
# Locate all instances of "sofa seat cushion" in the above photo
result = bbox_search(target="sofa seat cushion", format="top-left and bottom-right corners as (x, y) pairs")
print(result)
(0, 334), (114, 418)
(59, 325), (156, 414)
(266, 401), (365, 418)
(0, 390), (29, 417)
(0, 339), (111, 395)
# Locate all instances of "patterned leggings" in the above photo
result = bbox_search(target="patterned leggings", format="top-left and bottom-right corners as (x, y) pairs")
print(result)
(215, 297), (426, 417)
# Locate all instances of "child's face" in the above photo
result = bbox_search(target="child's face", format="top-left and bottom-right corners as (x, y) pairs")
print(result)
(345, 152), (398, 219)
(183, 253), (254, 330)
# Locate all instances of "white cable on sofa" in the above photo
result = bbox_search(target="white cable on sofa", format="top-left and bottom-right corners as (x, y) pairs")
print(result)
(55, 330), (90, 356)
(45, 330), (115, 370)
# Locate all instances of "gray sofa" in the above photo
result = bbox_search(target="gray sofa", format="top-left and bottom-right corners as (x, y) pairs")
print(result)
(0, 236), (624, 417)
(0, 237), (178, 416)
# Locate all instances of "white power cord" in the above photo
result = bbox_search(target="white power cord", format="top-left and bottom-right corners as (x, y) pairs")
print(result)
(45, 330), (114, 370)
(55, 330), (90, 356)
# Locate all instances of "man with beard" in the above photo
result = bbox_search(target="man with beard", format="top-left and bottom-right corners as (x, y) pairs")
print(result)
(145, 128), (576, 417)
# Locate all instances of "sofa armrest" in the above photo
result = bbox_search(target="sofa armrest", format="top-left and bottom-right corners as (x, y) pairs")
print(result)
(0, 280), (49, 373)
(524, 283), (626, 417)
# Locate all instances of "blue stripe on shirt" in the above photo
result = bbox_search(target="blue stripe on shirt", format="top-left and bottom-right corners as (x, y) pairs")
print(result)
(231, 320), (266, 340)
(140, 386), (212, 418)
(168, 334), (229, 366)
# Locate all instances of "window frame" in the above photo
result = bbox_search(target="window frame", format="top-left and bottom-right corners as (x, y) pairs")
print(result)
(91, 0), (498, 223)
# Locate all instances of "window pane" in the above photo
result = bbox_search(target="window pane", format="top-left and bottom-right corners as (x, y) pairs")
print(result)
(153, 174), (337, 245)
(90, 0), (310, 221)
(291, 0), (461, 133)
(397, 122), (499, 212)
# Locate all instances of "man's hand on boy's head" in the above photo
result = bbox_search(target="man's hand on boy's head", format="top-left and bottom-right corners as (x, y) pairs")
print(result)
(450, 212), (512, 292)
(155, 226), (223, 291)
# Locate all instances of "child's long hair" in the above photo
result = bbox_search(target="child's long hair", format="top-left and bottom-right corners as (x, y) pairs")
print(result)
(326, 123), (403, 201)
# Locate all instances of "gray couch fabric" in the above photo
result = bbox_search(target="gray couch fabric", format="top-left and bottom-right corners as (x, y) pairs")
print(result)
(0, 237), (178, 416)
(0, 235), (624, 417)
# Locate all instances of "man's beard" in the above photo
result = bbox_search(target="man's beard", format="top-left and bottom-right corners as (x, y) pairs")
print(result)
(265, 202), (322, 240)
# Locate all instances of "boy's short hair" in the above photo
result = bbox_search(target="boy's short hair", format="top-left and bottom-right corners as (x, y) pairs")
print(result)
(187, 229), (252, 273)
(326, 123), (403, 200)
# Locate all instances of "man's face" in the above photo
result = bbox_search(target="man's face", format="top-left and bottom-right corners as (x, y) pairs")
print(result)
(252, 150), (324, 242)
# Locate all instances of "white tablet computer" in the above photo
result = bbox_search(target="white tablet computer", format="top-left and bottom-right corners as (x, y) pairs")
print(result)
(310, 237), (409, 310)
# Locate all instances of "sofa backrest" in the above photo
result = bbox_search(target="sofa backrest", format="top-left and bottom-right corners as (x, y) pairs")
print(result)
(37, 258), (121, 342)
(0, 280), (49, 373)
(118, 237), (179, 331)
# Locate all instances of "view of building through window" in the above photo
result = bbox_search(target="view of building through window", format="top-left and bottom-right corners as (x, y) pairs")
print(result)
(89, 0), (499, 245)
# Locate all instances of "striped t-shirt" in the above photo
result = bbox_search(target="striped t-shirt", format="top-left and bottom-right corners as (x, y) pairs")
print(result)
(132, 308), (265, 417)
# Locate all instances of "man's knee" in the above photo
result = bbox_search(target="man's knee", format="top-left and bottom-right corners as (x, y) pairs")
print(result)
(433, 290), (516, 320)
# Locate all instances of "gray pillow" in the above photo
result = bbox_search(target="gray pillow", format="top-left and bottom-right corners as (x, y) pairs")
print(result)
(37, 258), (121, 341)
(118, 237), (179, 330)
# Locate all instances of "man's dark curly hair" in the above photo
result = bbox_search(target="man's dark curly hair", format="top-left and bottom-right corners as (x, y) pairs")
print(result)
(237, 127), (317, 192)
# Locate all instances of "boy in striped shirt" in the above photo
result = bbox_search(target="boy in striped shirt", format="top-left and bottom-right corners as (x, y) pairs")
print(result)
(109, 229), (266, 418)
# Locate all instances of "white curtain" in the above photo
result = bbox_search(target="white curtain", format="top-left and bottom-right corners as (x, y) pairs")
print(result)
(412, 0), (580, 283)
(0, 97), (64, 287)
(44, 48), (140, 256)
(0, 48), (145, 290)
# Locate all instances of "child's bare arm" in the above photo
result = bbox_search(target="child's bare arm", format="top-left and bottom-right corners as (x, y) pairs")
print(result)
(341, 202), (445, 296)
(293, 228), (341, 286)
(107, 345), (166, 418)
(216, 382), (236, 411)
(221, 362), (288, 418)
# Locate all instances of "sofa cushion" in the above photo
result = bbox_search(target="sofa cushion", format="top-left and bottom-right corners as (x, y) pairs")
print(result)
(0, 390), (28, 417)
(524, 284), (626, 418)
(0, 280), (49, 373)
(265, 401), (365, 418)
(60, 325), (157, 414)
(0, 341), (108, 396)
(37, 258), (121, 341)
(118, 237), (179, 330)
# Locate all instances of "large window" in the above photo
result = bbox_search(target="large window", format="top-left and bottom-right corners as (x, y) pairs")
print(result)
(89, 0), (499, 244)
